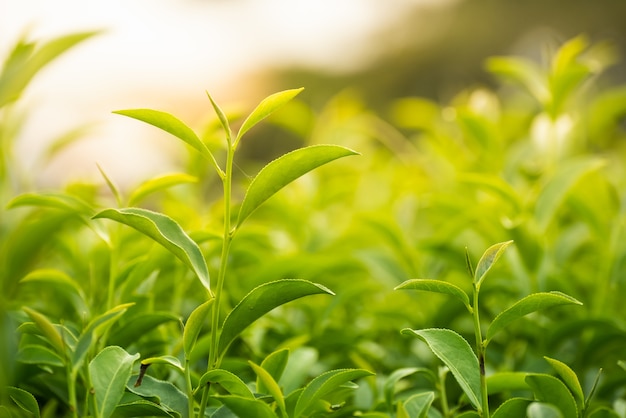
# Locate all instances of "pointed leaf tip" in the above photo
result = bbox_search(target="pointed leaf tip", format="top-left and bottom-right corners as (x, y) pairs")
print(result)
(474, 240), (514, 287)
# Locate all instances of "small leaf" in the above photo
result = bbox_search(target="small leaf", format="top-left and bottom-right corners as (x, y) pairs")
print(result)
(492, 398), (532, 418)
(22, 307), (65, 356)
(474, 240), (513, 288)
(183, 299), (214, 358)
(20, 268), (84, 299)
(237, 144), (358, 227)
(486, 292), (582, 344)
(249, 361), (287, 417)
(113, 398), (174, 417)
(403, 391), (435, 418)
(195, 369), (254, 398)
(544, 356), (584, 406)
(216, 395), (279, 418)
(527, 402), (564, 418)
(587, 407), (621, 418)
(93, 207), (211, 295)
(90, 346), (140, 418)
(126, 374), (188, 418)
(206, 91), (232, 144)
(128, 173), (197, 206)
(18, 344), (64, 367)
(486, 372), (531, 395)
(141, 355), (184, 372)
(526, 374), (578, 418)
(383, 367), (436, 408)
(97, 163), (123, 207)
(294, 368), (374, 418)
(236, 88), (304, 144)
(113, 108), (222, 176)
(258, 348), (290, 394)
(6, 386), (41, 418)
(8, 192), (94, 215)
(108, 312), (180, 348)
(395, 279), (472, 312)
(218, 279), (334, 359)
(401, 328), (481, 411)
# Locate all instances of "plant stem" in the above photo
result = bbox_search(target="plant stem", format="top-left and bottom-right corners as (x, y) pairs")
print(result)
(185, 359), (195, 418)
(198, 139), (235, 417)
(472, 284), (489, 418)
(437, 367), (450, 418)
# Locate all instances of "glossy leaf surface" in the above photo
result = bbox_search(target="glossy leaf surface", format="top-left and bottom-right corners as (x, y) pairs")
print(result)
(90, 346), (140, 418)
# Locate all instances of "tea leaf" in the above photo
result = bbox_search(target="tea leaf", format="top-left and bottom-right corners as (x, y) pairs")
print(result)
(487, 372), (531, 394)
(20, 268), (84, 299)
(527, 402), (564, 418)
(486, 292), (582, 344)
(93, 207), (211, 295)
(128, 173), (197, 206)
(236, 88), (304, 145)
(215, 395), (279, 418)
(294, 368), (374, 418)
(486, 56), (548, 104)
(258, 348), (290, 394)
(383, 367), (435, 408)
(401, 328), (481, 411)
(249, 361), (287, 417)
(17, 345), (64, 367)
(6, 386), (41, 418)
(474, 240), (513, 288)
(196, 369), (254, 398)
(587, 407), (621, 418)
(218, 279), (334, 358)
(113, 108), (222, 176)
(90, 346), (140, 418)
(126, 374), (188, 418)
(535, 157), (605, 231)
(112, 399), (173, 417)
(22, 307), (65, 356)
(544, 356), (584, 406)
(183, 299), (214, 358)
(206, 91), (232, 143)
(97, 163), (123, 207)
(395, 279), (472, 312)
(237, 144), (358, 227)
(526, 374), (578, 418)
(403, 391), (435, 418)
(109, 312), (180, 347)
(8, 192), (94, 215)
(141, 355), (184, 372)
(492, 398), (532, 418)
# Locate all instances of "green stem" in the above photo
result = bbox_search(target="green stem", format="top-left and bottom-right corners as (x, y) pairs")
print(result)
(198, 139), (235, 417)
(472, 284), (489, 418)
(437, 367), (450, 418)
(67, 369), (78, 418)
(185, 359), (195, 418)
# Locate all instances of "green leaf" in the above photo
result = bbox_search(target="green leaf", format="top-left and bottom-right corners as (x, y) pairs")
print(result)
(395, 279), (472, 313)
(474, 240), (513, 288)
(535, 157), (606, 231)
(113, 108), (222, 176)
(492, 398), (532, 418)
(401, 328), (481, 411)
(294, 368), (374, 418)
(486, 292), (582, 344)
(218, 279), (334, 358)
(587, 407), (621, 418)
(93, 207), (211, 295)
(485, 56), (548, 104)
(108, 312), (180, 347)
(0, 31), (99, 108)
(8, 192), (94, 215)
(113, 399), (175, 417)
(383, 367), (436, 408)
(235, 88), (304, 145)
(236, 144), (358, 227)
(195, 369), (254, 398)
(22, 307), (65, 356)
(97, 163), (123, 207)
(249, 361), (287, 417)
(258, 348), (290, 394)
(90, 346), (140, 418)
(128, 173), (197, 206)
(127, 374), (188, 418)
(543, 356), (584, 407)
(525, 374), (578, 418)
(403, 391), (435, 418)
(206, 91), (232, 144)
(486, 372), (531, 395)
(20, 268), (85, 300)
(527, 402), (564, 418)
(141, 355), (183, 372)
(183, 299), (214, 358)
(215, 395), (279, 418)
(6, 386), (41, 418)
(17, 344), (64, 367)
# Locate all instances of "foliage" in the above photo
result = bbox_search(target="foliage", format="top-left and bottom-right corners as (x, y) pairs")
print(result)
(2, 32), (626, 417)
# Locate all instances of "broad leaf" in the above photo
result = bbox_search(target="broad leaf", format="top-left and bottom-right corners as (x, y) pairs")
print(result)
(218, 279), (334, 358)
(183, 299), (214, 358)
(535, 157), (605, 231)
(403, 391), (435, 418)
(93, 207), (211, 294)
(90, 346), (140, 418)
(294, 368), (374, 418)
(113, 399), (174, 417)
(215, 395), (278, 418)
(236, 88), (304, 144)
(474, 240), (513, 288)
(113, 108), (221, 175)
(258, 348), (290, 394)
(486, 372), (530, 394)
(401, 328), (481, 411)
(525, 374), (578, 418)
(544, 356), (584, 406)
(127, 374), (188, 418)
(492, 398), (532, 418)
(587, 407), (621, 418)
(129, 173), (197, 206)
(395, 279), (472, 312)
(527, 402), (564, 418)
(17, 345), (64, 367)
(6, 386), (41, 418)
(486, 292), (582, 344)
(249, 361), (286, 417)
(196, 369), (254, 398)
(236, 144), (358, 227)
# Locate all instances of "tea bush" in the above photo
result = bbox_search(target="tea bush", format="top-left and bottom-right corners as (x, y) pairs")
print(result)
(1, 32), (626, 417)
